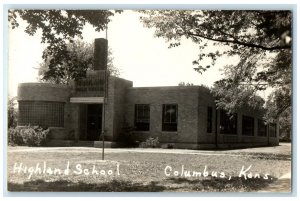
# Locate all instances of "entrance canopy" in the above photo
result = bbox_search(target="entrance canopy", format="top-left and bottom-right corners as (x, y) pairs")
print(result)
(70, 97), (104, 103)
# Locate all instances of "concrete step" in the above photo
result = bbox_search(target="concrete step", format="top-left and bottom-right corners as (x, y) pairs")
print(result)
(46, 140), (74, 147)
(73, 141), (94, 147)
(94, 141), (114, 148)
(94, 141), (126, 148)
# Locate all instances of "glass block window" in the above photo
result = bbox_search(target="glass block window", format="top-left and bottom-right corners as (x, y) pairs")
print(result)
(242, 115), (254, 136)
(220, 109), (237, 134)
(162, 104), (178, 132)
(269, 123), (277, 137)
(18, 101), (64, 127)
(134, 104), (150, 131)
(257, 119), (267, 136)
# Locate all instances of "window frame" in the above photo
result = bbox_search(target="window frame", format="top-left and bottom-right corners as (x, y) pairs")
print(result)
(134, 104), (150, 131)
(242, 115), (255, 136)
(18, 101), (64, 127)
(207, 106), (213, 133)
(219, 109), (237, 135)
(162, 104), (178, 132)
(257, 119), (267, 137)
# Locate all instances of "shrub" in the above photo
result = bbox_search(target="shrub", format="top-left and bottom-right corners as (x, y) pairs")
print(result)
(19, 125), (50, 146)
(161, 143), (175, 149)
(119, 124), (139, 147)
(8, 127), (23, 146)
(139, 137), (160, 148)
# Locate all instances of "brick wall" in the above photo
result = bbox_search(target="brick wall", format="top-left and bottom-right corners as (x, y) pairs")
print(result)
(17, 83), (71, 140)
(104, 76), (133, 141)
(18, 83), (70, 102)
(125, 86), (201, 145)
(197, 87), (216, 144)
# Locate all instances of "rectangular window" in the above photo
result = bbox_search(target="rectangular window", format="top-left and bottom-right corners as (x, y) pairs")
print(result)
(207, 107), (213, 133)
(220, 109), (237, 134)
(269, 123), (277, 137)
(18, 101), (64, 127)
(134, 104), (150, 131)
(162, 104), (178, 132)
(242, 115), (254, 136)
(257, 119), (267, 136)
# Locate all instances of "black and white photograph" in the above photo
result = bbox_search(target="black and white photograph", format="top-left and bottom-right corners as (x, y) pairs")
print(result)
(4, 3), (295, 196)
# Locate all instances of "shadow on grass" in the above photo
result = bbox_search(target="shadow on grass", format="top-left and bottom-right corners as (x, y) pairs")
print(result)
(166, 176), (278, 192)
(8, 176), (278, 192)
(8, 179), (166, 192)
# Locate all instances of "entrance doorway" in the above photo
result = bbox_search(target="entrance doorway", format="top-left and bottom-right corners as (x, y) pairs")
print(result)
(87, 104), (102, 140)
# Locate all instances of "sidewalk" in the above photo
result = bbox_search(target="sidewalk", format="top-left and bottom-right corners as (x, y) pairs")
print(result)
(9, 143), (291, 156)
(259, 172), (291, 193)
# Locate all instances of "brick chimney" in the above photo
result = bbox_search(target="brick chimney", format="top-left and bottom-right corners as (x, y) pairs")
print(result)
(93, 38), (108, 70)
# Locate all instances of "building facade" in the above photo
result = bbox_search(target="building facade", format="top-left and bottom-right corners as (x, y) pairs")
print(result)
(16, 38), (279, 149)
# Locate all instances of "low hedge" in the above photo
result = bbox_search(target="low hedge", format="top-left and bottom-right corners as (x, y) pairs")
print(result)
(8, 125), (50, 146)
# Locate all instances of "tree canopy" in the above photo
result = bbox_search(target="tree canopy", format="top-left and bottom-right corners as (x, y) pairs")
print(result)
(139, 10), (291, 68)
(178, 82), (194, 86)
(139, 10), (292, 120)
(8, 96), (18, 128)
(9, 9), (121, 77)
(37, 39), (120, 85)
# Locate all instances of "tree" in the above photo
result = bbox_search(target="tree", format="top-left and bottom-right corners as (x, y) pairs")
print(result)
(139, 11), (291, 70)
(264, 89), (291, 140)
(178, 82), (194, 86)
(37, 39), (120, 84)
(9, 9), (121, 80)
(8, 97), (18, 128)
(139, 10), (292, 118)
(212, 80), (265, 115)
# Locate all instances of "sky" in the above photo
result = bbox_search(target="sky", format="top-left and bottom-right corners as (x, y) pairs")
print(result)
(8, 10), (228, 98)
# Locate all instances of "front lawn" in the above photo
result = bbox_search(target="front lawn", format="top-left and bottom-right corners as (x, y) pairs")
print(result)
(7, 147), (291, 192)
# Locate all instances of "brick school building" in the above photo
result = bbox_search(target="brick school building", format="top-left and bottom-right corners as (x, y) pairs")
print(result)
(17, 38), (279, 149)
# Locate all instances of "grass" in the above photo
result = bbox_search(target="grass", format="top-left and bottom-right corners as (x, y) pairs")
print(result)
(7, 147), (291, 192)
